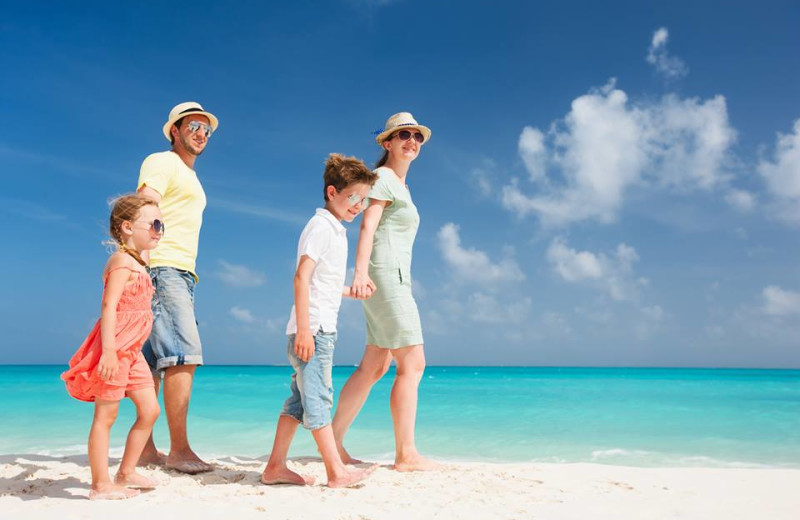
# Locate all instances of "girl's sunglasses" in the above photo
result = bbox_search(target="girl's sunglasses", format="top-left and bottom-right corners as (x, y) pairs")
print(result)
(392, 129), (425, 144)
(134, 218), (166, 235)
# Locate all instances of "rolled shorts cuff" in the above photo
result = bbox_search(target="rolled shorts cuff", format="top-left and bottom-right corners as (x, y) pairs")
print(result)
(278, 412), (330, 431)
(151, 354), (204, 374)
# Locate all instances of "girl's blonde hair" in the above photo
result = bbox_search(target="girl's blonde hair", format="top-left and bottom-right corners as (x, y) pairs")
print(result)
(108, 193), (158, 265)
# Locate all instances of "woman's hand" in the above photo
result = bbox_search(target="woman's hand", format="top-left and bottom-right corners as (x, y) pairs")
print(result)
(351, 271), (376, 299)
(294, 330), (315, 362)
(97, 351), (119, 381)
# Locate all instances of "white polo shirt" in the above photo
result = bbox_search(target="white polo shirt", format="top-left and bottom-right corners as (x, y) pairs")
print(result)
(286, 208), (348, 335)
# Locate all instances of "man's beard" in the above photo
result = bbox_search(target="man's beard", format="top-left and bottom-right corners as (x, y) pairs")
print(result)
(180, 134), (204, 156)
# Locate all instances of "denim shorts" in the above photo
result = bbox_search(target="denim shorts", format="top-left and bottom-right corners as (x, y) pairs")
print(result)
(281, 330), (336, 430)
(142, 267), (203, 374)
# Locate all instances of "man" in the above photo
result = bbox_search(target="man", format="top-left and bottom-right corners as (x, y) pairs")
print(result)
(136, 102), (218, 474)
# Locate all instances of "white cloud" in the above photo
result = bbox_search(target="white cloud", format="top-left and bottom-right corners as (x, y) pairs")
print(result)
(547, 238), (647, 301)
(641, 305), (664, 321)
(502, 81), (735, 227)
(762, 286), (800, 316)
(467, 292), (532, 324)
(725, 189), (756, 212)
(646, 27), (689, 80)
(437, 223), (525, 285)
(758, 119), (800, 225)
(470, 157), (496, 196)
(230, 306), (256, 323)
(217, 260), (267, 288)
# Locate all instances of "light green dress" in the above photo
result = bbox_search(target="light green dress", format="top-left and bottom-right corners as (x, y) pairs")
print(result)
(363, 167), (423, 349)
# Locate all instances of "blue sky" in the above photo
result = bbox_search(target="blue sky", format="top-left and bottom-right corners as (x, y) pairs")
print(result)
(1, 1), (798, 367)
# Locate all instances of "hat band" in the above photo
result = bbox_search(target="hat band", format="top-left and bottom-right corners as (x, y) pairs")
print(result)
(178, 107), (205, 115)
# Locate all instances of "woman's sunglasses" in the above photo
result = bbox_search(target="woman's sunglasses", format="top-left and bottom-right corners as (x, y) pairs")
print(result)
(391, 129), (425, 144)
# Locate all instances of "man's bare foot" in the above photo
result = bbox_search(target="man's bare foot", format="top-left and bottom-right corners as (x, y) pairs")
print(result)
(88, 482), (140, 500)
(326, 464), (376, 488)
(115, 471), (158, 489)
(260, 465), (315, 486)
(165, 450), (213, 474)
(394, 454), (442, 472)
(137, 449), (167, 467)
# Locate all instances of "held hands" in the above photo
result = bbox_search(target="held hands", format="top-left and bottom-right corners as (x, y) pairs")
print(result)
(294, 330), (315, 363)
(97, 351), (119, 381)
(350, 271), (377, 300)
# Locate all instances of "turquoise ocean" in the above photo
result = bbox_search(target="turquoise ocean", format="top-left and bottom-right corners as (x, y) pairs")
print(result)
(1, 366), (798, 468)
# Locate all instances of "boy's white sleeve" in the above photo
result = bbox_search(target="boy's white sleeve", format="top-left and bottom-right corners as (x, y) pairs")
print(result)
(297, 222), (331, 263)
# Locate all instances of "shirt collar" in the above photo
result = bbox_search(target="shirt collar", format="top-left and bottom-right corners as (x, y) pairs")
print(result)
(316, 208), (346, 233)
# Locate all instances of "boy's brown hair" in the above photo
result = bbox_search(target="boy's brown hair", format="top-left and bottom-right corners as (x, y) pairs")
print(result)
(323, 153), (378, 201)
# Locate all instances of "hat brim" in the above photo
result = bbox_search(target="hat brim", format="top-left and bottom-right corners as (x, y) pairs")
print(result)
(162, 111), (219, 141)
(375, 123), (432, 146)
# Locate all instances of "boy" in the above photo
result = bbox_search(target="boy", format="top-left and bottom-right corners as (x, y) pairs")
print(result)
(262, 154), (378, 488)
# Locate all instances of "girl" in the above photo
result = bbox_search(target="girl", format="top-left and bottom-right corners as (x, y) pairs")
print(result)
(332, 113), (440, 471)
(62, 194), (164, 500)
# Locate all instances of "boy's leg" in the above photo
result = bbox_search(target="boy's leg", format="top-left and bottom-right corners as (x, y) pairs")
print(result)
(89, 399), (139, 500)
(116, 387), (160, 488)
(332, 345), (392, 463)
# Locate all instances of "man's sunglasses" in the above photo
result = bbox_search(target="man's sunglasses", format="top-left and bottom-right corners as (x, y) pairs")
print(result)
(185, 120), (213, 138)
(391, 129), (425, 144)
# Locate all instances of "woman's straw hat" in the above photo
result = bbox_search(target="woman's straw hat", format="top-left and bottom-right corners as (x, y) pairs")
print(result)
(162, 101), (219, 141)
(374, 112), (431, 146)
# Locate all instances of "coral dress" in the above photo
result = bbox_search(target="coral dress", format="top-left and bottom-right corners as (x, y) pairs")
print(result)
(62, 266), (155, 402)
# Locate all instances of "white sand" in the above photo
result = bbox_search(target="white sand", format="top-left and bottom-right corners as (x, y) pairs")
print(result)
(1, 454), (798, 519)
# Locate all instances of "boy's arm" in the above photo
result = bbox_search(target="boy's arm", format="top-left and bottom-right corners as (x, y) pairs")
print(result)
(293, 255), (317, 362)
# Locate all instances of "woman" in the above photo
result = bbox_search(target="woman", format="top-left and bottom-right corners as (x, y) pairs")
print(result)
(332, 112), (439, 471)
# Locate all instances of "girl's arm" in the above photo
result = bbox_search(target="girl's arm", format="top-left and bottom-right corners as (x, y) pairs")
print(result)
(351, 200), (387, 299)
(97, 254), (132, 381)
(293, 255), (317, 362)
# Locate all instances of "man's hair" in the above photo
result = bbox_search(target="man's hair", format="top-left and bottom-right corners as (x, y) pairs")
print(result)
(323, 154), (378, 201)
(169, 118), (185, 145)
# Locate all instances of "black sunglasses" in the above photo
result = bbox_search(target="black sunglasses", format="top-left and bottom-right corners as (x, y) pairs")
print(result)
(392, 129), (425, 144)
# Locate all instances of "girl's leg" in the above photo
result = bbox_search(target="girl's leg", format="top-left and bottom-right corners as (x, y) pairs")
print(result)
(88, 399), (139, 499)
(115, 388), (160, 488)
(331, 345), (392, 463)
(389, 345), (440, 471)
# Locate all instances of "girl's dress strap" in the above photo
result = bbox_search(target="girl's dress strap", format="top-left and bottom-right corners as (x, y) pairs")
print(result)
(103, 265), (139, 280)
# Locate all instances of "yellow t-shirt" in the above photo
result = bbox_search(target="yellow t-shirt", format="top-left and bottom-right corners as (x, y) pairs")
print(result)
(137, 151), (206, 278)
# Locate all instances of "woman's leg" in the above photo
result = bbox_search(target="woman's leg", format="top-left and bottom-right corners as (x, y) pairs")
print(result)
(390, 344), (440, 471)
(115, 388), (160, 487)
(332, 345), (392, 463)
(88, 399), (139, 499)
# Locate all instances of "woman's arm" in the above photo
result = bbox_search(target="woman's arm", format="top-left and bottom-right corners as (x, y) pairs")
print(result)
(351, 200), (387, 299)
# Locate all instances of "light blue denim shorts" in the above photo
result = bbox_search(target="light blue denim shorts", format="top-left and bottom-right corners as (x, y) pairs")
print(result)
(281, 330), (336, 431)
(142, 266), (203, 374)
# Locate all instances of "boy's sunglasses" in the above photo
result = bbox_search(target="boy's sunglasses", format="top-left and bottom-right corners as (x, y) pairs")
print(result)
(186, 120), (213, 138)
(391, 129), (425, 144)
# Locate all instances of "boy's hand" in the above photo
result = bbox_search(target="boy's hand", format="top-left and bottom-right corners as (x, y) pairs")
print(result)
(344, 284), (376, 299)
(351, 272), (376, 299)
(294, 330), (315, 362)
(97, 351), (119, 381)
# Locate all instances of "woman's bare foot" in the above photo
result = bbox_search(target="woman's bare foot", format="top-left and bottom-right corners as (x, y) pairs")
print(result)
(261, 465), (315, 486)
(394, 453), (442, 472)
(115, 471), (158, 489)
(89, 482), (140, 500)
(326, 464), (376, 488)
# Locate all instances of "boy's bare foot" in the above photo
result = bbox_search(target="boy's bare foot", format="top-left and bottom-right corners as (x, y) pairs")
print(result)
(326, 465), (375, 488)
(88, 483), (140, 500)
(137, 449), (167, 467)
(165, 449), (213, 474)
(394, 454), (442, 472)
(115, 472), (158, 489)
(261, 465), (315, 486)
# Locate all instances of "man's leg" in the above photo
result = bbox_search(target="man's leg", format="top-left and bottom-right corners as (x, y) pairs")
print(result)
(162, 364), (211, 473)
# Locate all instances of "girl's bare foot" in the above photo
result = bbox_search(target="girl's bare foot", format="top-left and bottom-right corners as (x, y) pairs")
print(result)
(89, 482), (140, 500)
(115, 471), (158, 489)
(261, 465), (315, 486)
(394, 454), (442, 472)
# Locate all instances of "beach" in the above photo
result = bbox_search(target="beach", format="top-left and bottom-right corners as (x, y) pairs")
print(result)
(2, 454), (798, 519)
